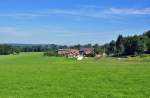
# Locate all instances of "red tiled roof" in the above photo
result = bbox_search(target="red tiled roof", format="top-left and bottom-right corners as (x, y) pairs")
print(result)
(58, 49), (79, 56)
(82, 48), (93, 55)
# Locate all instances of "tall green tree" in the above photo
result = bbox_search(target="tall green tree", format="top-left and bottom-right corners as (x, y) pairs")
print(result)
(116, 35), (125, 56)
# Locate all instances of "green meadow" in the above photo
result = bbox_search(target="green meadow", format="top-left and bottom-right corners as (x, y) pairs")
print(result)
(0, 52), (150, 98)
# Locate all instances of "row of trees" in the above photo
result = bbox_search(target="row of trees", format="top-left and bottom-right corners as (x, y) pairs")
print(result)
(0, 44), (20, 55)
(15, 44), (68, 52)
(101, 30), (150, 56)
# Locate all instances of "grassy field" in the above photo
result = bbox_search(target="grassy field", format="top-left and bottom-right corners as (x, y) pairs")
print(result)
(0, 52), (150, 98)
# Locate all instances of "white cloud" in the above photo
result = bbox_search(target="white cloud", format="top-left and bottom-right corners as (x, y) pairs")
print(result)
(109, 8), (150, 15)
(0, 7), (150, 19)
(0, 26), (32, 37)
(0, 27), (16, 33)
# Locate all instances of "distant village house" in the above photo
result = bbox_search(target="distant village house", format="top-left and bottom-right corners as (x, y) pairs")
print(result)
(80, 48), (94, 57)
(58, 48), (94, 57)
(58, 49), (79, 57)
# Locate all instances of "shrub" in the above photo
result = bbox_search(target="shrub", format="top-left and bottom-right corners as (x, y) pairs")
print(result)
(44, 50), (59, 57)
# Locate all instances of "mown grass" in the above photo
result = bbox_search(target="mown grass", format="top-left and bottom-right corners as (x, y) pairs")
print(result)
(0, 52), (150, 98)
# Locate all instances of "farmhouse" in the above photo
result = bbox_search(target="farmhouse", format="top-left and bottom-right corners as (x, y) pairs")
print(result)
(58, 49), (79, 57)
(80, 48), (94, 56)
(58, 48), (94, 58)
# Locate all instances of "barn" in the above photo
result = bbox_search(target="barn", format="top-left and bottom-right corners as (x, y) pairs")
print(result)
(58, 49), (80, 57)
(80, 48), (94, 57)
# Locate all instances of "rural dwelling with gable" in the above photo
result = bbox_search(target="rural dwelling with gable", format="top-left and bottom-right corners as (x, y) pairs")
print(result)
(58, 49), (80, 58)
(58, 48), (94, 58)
(80, 48), (94, 57)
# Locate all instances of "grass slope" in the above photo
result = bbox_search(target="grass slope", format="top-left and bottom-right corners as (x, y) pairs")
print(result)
(0, 53), (150, 98)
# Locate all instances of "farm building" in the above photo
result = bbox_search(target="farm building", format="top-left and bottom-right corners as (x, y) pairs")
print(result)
(58, 49), (80, 57)
(80, 48), (94, 57)
(58, 48), (94, 58)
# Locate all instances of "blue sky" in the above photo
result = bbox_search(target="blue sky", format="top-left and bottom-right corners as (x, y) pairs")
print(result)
(0, 0), (150, 45)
